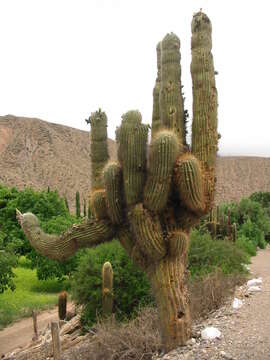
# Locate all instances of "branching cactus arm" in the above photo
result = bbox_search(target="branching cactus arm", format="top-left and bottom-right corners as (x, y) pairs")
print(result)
(16, 210), (116, 261)
(17, 11), (218, 353)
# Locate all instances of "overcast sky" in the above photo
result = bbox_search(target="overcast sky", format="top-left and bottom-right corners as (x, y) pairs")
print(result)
(0, 0), (269, 156)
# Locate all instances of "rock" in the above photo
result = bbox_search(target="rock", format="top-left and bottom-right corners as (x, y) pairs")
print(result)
(248, 286), (261, 293)
(232, 298), (243, 309)
(247, 278), (262, 287)
(201, 327), (221, 340)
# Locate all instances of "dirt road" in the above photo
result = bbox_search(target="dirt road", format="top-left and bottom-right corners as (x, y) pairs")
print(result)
(0, 304), (74, 356)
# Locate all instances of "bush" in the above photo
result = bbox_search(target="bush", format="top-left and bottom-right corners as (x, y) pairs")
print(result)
(71, 240), (153, 328)
(235, 234), (257, 257)
(238, 218), (267, 249)
(0, 231), (17, 293)
(188, 229), (249, 276)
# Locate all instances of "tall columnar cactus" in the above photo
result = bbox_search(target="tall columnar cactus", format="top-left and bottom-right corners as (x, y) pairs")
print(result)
(75, 191), (81, 218)
(16, 11), (218, 352)
(102, 261), (113, 316)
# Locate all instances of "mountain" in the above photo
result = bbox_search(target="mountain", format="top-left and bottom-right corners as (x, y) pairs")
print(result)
(0, 115), (116, 212)
(0, 115), (269, 212)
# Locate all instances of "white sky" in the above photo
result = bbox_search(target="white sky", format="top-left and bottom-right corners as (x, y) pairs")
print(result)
(0, 0), (269, 156)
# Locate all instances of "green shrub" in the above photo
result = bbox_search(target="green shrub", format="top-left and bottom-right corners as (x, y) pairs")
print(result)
(238, 219), (266, 249)
(188, 229), (249, 276)
(235, 235), (257, 257)
(70, 240), (153, 328)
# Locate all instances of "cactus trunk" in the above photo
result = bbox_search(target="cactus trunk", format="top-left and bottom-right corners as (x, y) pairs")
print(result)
(148, 253), (190, 352)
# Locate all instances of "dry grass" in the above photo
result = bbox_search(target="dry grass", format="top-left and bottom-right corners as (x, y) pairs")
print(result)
(60, 271), (246, 360)
(189, 270), (246, 320)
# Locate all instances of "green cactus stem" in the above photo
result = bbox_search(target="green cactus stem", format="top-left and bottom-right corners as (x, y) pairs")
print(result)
(90, 109), (109, 190)
(144, 130), (181, 212)
(16, 209), (115, 261)
(232, 223), (237, 242)
(130, 204), (166, 262)
(90, 189), (107, 220)
(103, 162), (123, 224)
(159, 33), (185, 143)
(118, 110), (148, 206)
(102, 261), (113, 316)
(75, 191), (81, 218)
(168, 231), (189, 258)
(191, 12), (218, 211)
(58, 291), (67, 320)
(174, 153), (205, 214)
(151, 42), (162, 140)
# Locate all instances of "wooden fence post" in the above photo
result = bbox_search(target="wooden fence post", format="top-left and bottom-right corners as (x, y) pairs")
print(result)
(51, 321), (61, 360)
(32, 310), (38, 340)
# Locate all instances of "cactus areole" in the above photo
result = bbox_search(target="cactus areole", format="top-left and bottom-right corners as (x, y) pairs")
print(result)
(16, 12), (218, 352)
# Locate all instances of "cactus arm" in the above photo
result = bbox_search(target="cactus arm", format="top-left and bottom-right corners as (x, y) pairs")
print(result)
(168, 230), (189, 258)
(16, 210), (115, 261)
(174, 153), (205, 214)
(143, 130), (181, 212)
(129, 204), (166, 262)
(159, 33), (185, 143)
(90, 189), (108, 220)
(103, 161), (123, 224)
(118, 110), (148, 206)
(151, 42), (162, 139)
(191, 12), (218, 210)
(90, 109), (109, 190)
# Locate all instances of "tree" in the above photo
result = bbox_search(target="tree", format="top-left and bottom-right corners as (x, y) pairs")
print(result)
(17, 12), (218, 352)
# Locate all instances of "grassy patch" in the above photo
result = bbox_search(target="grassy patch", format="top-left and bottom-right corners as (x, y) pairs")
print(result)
(0, 265), (68, 330)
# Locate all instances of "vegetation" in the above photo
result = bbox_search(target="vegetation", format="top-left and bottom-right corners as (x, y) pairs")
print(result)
(0, 259), (68, 329)
(0, 184), (82, 291)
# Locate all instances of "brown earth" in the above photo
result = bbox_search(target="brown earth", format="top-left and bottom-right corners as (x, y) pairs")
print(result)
(0, 303), (74, 356)
(0, 115), (269, 212)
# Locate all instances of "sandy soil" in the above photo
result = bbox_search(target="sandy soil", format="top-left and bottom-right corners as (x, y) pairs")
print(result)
(0, 304), (74, 356)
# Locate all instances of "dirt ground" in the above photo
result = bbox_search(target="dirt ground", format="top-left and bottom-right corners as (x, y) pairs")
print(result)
(0, 304), (74, 356)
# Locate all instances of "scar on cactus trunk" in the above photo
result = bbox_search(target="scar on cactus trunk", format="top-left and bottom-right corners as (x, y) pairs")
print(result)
(16, 11), (218, 353)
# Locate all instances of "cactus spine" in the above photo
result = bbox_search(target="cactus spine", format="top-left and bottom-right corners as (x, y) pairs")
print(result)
(58, 291), (67, 320)
(17, 11), (218, 352)
(102, 262), (113, 316)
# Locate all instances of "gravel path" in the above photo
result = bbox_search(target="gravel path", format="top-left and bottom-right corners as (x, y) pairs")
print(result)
(157, 247), (270, 360)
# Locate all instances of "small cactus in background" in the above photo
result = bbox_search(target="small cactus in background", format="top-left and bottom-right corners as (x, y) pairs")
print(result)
(83, 198), (87, 217)
(75, 191), (81, 218)
(58, 291), (67, 320)
(64, 196), (70, 213)
(102, 261), (113, 317)
(206, 206), (237, 241)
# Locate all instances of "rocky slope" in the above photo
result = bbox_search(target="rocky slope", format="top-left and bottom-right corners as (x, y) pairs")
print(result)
(0, 115), (269, 212)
